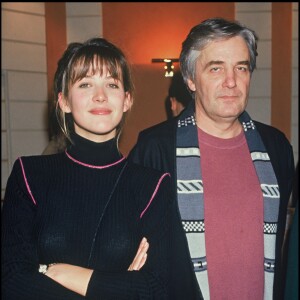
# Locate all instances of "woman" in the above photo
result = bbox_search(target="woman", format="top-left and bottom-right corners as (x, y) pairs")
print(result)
(1, 38), (201, 299)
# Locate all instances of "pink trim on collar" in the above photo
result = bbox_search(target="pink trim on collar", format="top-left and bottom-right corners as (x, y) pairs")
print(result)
(65, 150), (125, 169)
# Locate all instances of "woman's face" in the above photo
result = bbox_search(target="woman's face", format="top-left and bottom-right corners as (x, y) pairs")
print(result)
(59, 64), (132, 143)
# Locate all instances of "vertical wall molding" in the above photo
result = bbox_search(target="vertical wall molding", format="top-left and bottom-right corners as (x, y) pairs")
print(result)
(2, 70), (13, 171)
(271, 3), (292, 141)
(45, 2), (67, 137)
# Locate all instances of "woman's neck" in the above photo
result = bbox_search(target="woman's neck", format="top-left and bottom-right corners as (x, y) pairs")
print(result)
(66, 132), (123, 166)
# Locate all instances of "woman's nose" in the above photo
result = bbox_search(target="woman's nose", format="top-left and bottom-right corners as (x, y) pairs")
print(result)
(93, 88), (107, 102)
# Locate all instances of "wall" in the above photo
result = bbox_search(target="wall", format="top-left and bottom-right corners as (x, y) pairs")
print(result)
(66, 2), (103, 43)
(1, 2), (48, 200)
(1, 2), (299, 202)
(236, 2), (298, 164)
(236, 2), (273, 125)
(291, 3), (299, 165)
(102, 2), (235, 155)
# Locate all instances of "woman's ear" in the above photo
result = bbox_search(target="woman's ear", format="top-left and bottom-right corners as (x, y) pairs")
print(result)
(58, 92), (71, 113)
(123, 92), (133, 112)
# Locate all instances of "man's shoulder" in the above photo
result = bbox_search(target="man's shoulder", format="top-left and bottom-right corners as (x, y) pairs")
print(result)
(139, 118), (177, 140)
(254, 120), (290, 143)
(254, 120), (294, 169)
(128, 118), (177, 172)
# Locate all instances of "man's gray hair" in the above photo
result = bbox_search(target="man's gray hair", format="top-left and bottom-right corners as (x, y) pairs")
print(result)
(179, 18), (258, 87)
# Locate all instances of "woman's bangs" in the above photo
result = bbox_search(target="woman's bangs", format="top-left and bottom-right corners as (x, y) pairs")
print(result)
(93, 54), (122, 81)
(70, 52), (122, 84)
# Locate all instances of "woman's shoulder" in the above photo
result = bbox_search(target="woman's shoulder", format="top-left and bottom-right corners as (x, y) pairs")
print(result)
(126, 161), (171, 182)
(12, 152), (66, 177)
(17, 152), (65, 165)
(123, 161), (171, 200)
(123, 161), (173, 218)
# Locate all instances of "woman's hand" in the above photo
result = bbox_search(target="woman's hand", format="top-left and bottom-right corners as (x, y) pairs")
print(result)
(45, 263), (92, 296)
(43, 237), (149, 296)
(128, 237), (149, 271)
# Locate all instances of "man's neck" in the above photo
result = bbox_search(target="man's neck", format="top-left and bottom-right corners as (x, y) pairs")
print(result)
(195, 114), (242, 139)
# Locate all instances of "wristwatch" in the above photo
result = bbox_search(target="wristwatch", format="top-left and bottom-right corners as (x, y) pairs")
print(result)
(38, 263), (56, 274)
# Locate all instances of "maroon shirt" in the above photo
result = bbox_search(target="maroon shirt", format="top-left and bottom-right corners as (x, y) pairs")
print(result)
(198, 127), (264, 300)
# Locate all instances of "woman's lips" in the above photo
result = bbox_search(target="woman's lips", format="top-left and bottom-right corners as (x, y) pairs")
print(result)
(89, 108), (112, 115)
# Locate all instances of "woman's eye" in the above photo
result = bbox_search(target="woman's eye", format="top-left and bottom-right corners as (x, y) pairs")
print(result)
(109, 83), (119, 89)
(79, 83), (90, 88)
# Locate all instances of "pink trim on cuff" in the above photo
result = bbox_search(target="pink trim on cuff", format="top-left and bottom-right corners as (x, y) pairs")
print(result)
(140, 173), (170, 219)
(65, 150), (125, 169)
(18, 158), (37, 205)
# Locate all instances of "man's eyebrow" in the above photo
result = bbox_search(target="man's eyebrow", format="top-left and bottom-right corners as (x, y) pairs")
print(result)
(204, 60), (224, 70)
(236, 60), (250, 66)
(204, 60), (250, 70)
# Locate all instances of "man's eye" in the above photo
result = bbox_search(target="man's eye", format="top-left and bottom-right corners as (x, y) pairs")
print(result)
(210, 67), (220, 72)
(237, 66), (248, 72)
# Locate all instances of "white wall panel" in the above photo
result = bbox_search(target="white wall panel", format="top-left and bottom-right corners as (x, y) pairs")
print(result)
(10, 102), (48, 130)
(249, 70), (271, 98)
(246, 97), (271, 124)
(292, 40), (298, 68)
(236, 12), (271, 40)
(292, 10), (298, 39)
(67, 17), (102, 43)
(7, 72), (47, 101)
(291, 123), (298, 158)
(236, 3), (272, 128)
(1, 133), (8, 160)
(256, 40), (271, 69)
(1, 102), (7, 130)
(292, 69), (299, 97)
(66, 2), (102, 16)
(11, 130), (49, 161)
(2, 10), (45, 43)
(1, 2), (45, 14)
(1, 161), (9, 199)
(2, 41), (46, 72)
(66, 2), (103, 43)
(1, 3), (47, 201)
(235, 3), (271, 12)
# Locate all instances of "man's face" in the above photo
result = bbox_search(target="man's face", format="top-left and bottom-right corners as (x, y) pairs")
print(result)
(187, 36), (251, 131)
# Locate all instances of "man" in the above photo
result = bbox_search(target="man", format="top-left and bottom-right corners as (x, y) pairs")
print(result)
(129, 18), (295, 299)
(166, 71), (193, 118)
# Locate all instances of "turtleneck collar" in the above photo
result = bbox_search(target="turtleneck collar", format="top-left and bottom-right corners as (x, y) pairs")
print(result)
(66, 132), (124, 167)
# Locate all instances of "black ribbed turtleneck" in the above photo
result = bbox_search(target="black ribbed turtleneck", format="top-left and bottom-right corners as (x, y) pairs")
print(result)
(2, 130), (200, 299)
(67, 132), (123, 166)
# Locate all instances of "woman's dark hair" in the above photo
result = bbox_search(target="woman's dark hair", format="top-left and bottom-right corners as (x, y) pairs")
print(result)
(54, 38), (134, 143)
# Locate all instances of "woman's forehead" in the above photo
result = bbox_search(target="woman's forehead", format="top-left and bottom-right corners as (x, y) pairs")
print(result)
(73, 57), (121, 79)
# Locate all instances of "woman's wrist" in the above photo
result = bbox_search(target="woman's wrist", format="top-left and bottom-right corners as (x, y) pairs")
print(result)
(39, 263), (57, 274)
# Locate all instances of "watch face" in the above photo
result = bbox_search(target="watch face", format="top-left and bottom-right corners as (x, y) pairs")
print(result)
(38, 264), (48, 274)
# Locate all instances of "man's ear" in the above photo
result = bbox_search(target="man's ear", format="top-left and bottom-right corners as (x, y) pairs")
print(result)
(123, 92), (133, 112)
(187, 79), (196, 92)
(58, 92), (71, 113)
